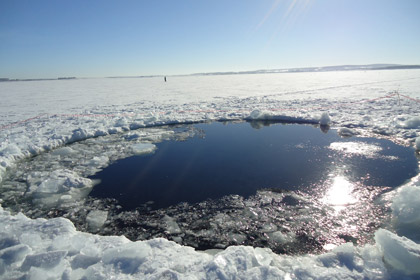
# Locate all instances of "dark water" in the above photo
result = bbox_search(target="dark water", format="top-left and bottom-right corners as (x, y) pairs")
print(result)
(89, 122), (418, 210)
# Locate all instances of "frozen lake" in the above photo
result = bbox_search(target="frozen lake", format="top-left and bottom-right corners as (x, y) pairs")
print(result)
(1, 70), (420, 278)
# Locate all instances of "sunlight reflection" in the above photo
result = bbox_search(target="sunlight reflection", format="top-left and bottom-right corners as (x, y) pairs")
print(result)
(329, 142), (382, 158)
(322, 176), (357, 212)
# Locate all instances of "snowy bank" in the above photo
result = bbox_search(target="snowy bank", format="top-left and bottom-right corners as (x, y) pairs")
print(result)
(1, 196), (420, 279)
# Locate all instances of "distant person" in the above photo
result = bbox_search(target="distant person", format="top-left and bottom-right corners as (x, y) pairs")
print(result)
(164, 76), (167, 82)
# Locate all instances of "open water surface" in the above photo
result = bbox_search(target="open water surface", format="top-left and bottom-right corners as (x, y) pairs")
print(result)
(89, 121), (418, 211)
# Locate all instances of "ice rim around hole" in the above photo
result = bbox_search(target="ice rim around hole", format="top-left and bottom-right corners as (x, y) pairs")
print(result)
(1, 71), (420, 279)
(5, 119), (418, 258)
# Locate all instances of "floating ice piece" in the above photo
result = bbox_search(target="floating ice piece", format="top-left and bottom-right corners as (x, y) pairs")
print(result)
(86, 210), (108, 231)
(319, 112), (331, 126)
(28, 169), (92, 194)
(131, 143), (156, 154)
(375, 229), (420, 275)
(163, 215), (182, 234)
(88, 156), (109, 168)
(269, 231), (296, 244)
(338, 127), (356, 137)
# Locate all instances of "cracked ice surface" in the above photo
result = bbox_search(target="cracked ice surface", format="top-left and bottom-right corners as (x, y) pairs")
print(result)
(1, 70), (420, 279)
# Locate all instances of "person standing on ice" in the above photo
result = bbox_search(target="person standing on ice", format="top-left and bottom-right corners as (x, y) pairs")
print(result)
(164, 76), (167, 82)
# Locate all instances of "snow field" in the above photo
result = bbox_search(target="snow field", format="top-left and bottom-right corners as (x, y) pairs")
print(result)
(1, 70), (420, 278)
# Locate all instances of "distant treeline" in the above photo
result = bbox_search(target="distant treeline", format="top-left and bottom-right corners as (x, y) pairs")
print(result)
(190, 64), (420, 76)
(0, 77), (76, 82)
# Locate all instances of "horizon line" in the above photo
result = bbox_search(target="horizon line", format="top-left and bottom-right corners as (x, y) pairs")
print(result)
(2, 63), (420, 81)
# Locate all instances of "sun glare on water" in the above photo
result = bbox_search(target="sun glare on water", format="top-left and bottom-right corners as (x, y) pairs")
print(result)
(322, 175), (358, 211)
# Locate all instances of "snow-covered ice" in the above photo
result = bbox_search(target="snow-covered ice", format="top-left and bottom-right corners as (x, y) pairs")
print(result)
(1, 69), (420, 279)
(416, 137), (420, 151)
(319, 112), (331, 126)
(131, 143), (157, 154)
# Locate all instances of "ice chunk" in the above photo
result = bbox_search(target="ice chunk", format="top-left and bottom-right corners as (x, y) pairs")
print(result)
(69, 128), (90, 143)
(124, 133), (141, 140)
(318, 243), (364, 272)
(163, 215), (182, 234)
(34, 178), (61, 194)
(129, 121), (145, 130)
(86, 210), (108, 231)
(19, 233), (43, 250)
(28, 169), (92, 194)
(250, 109), (263, 119)
(269, 231), (295, 244)
(0, 244), (30, 265)
(319, 112), (331, 126)
(0, 233), (19, 250)
(115, 117), (128, 127)
(60, 194), (72, 201)
(375, 229), (420, 275)
(205, 246), (284, 279)
(254, 247), (274, 266)
(21, 250), (67, 271)
(88, 155), (109, 167)
(102, 242), (151, 274)
(391, 184), (420, 241)
(338, 127), (356, 137)
(71, 254), (101, 269)
(51, 147), (76, 156)
(0, 144), (24, 159)
(247, 109), (271, 120)
(400, 117), (420, 129)
(131, 143), (156, 154)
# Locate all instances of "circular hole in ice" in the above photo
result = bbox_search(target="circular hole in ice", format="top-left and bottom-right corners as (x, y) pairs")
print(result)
(89, 121), (417, 211)
(2, 121), (418, 255)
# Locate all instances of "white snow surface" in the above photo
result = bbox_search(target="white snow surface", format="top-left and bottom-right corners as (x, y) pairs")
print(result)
(319, 112), (331, 126)
(1, 70), (420, 279)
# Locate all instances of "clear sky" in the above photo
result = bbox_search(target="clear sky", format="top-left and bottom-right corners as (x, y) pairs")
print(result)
(1, 0), (420, 78)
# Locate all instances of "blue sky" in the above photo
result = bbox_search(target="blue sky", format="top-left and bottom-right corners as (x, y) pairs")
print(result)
(1, 0), (420, 78)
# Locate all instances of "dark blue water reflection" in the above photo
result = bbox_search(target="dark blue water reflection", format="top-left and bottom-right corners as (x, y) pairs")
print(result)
(89, 122), (418, 210)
